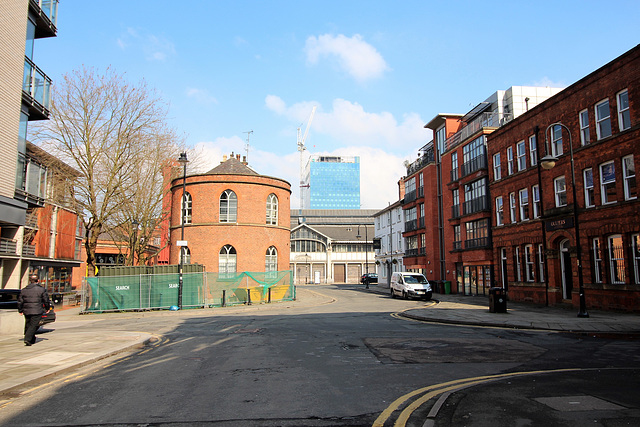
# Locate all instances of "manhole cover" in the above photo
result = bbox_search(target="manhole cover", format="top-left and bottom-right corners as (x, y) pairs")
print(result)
(534, 395), (625, 411)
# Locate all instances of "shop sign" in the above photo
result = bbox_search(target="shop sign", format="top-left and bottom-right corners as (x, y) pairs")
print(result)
(545, 216), (574, 231)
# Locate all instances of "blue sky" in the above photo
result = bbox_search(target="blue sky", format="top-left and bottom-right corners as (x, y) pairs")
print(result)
(36, 1), (640, 209)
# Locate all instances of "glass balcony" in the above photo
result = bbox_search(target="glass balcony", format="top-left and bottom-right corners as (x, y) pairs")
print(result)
(23, 57), (51, 119)
(444, 112), (513, 152)
(30, 0), (58, 37)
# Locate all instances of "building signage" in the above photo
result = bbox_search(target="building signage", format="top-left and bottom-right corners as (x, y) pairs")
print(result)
(177, 240), (188, 247)
(545, 216), (574, 231)
(373, 238), (381, 250)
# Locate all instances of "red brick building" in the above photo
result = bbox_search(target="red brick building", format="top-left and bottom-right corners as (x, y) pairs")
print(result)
(168, 154), (291, 273)
(404, 87), (561, 295)
(489, 45), (640, 312)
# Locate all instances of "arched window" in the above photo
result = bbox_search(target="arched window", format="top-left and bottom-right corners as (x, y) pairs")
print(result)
(219, 244), (237, 276)
(181, 192), (192, 225)
(220, 190), (237, 223)
(265, 246), (277, 272)
(180, 246), (191, 265)
(266, 194), (278, 225)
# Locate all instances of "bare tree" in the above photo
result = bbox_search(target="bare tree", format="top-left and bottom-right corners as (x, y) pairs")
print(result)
(35, 66), (181, 276)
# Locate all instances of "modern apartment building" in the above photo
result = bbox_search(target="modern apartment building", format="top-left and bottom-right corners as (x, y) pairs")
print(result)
(0, 0), (59, 289)
(402, 87), (562, 295)
(303, 155), (360, 209)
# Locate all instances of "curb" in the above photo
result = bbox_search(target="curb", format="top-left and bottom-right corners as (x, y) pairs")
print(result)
(0, 334), (153, 397)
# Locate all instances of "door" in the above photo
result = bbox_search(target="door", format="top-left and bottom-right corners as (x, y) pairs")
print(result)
(560, 239), (572, 300)
(334, 264), (346, 283)
(500, 248), (509, 290)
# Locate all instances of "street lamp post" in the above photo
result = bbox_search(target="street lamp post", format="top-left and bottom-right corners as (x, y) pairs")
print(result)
(357, 224), (369, 288)
(540, 123), (589, 318)
(131, 219), (139, 266)
(177, 152), (189, 310)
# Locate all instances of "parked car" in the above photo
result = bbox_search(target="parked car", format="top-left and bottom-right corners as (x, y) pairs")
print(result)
(390, 272), (432, 300)
(0, 289), (20, 309)
(360, 273), (378, 286)
(0, 289), (56, 326)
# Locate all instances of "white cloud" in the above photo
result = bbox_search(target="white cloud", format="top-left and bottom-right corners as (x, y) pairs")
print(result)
(117, 27), (176, 62)
(264, 95), (428, 152)
(186, 87), (218, 104)
(194, 137), (408, 210)
(304, 34), (389, 82)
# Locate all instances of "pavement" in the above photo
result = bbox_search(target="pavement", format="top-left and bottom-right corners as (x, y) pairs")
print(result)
(365, 284), (640, 335)
(1, 284), (639, 424)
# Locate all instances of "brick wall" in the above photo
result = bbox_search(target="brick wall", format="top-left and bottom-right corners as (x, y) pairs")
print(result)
(169, 172), (291, 273)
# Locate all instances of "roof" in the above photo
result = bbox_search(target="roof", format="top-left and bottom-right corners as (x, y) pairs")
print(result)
(206, 156), (258, 175)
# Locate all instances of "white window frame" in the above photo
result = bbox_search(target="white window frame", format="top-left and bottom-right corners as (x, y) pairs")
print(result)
(622, 155), (636, 200)
(600, 161), (616, 205)
(532, 185), (540, 218)
(617, 89), (630, 131)
(265, 246), (278, 273)
(596, 99), (612, 140)
(608, 234), (625, 284)
(181, 192), (192, 225)
(493, 153), (501, 180)
(524, 244), (535, 282)
(519, 188), (529, 221)
(554, 176), (567, 207)
(509, 192), (517, 223)
(515, 247), (521, 282)
(266, 193), (278, 225)
(583, 168), (595, 208)
(592, 237), (603, 284)
(537, 243), (545, 282)
(529, 135), (537, 166)
(507, 147), (514, 175)
(495, 196), (504, 226)
(516, 140), (526, 171)
(551, 124), (563, 157)
(633, 234), (640, 284)
(579, 109), (590, 145)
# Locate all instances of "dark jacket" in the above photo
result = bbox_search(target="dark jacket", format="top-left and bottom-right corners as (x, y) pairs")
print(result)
(17, 283), (51, 316)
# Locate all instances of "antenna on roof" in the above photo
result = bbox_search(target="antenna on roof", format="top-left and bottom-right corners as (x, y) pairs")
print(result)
(243, 130), (253, 163)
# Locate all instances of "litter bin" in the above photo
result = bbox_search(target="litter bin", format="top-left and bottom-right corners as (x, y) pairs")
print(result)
(489, 287), (507, 313)
(52, 292), (63, 306)
(444, 281), (451, 295)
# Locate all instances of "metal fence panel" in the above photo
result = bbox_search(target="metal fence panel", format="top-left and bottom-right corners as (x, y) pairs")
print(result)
(82, 270), (293, 313)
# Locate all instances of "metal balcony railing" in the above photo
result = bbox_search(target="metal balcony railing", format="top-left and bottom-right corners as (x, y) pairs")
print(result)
(453, 241), (462, 250)
(461, 154), (488, 178)
(452, 204), (460, 218)
(404, 190), (416, 203)
(450, 168), (459, 182)
(445, 112), (513, 152)
(25, 213), (39, 229)
(0, 238), (18, 255)
(23, 57), (52, 117)
(405, 219), (417, 232)
(465, 237), (490, 249)
(463, 196), (489, 215)
(22, 244), (36, 257)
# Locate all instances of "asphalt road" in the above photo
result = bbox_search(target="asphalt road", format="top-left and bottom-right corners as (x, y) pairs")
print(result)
(1, 284), (638, 427)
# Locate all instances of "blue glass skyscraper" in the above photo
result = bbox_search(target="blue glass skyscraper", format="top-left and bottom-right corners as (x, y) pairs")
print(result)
(303, 156), (360, 209)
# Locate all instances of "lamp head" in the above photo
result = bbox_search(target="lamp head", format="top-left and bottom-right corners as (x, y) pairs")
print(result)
(540, 154), (558, 170)
(177, 152), (189, 165)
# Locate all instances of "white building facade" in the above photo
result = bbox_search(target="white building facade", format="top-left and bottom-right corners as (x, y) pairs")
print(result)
(374, 201), (405, 287)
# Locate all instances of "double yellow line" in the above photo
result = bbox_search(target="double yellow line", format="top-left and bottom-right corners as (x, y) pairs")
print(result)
(373, 368), (582, 427)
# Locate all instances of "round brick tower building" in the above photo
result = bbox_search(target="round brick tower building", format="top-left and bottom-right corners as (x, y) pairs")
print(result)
(169, 154), (291, 274)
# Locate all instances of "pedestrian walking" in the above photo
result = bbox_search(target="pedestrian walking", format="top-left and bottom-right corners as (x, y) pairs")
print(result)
(17, 273), (52, 346)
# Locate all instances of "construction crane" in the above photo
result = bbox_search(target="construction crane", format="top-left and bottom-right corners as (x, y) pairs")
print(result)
(297, 106), (316, 210)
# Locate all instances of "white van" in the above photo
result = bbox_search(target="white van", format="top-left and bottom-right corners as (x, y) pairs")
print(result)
(390, 272), (432, 300)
